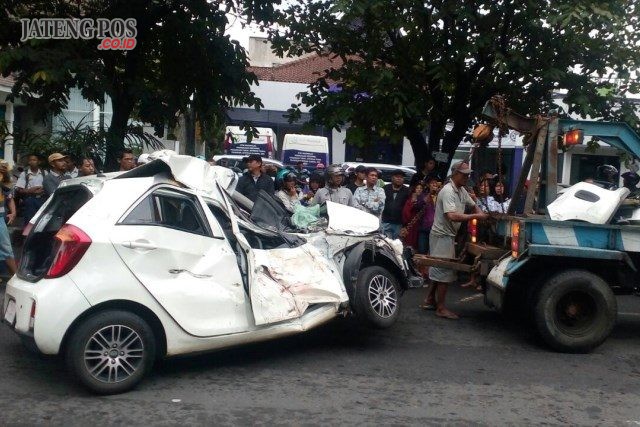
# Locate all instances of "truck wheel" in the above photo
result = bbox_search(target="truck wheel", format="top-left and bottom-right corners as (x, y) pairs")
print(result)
(66, 310), (156, 395)
(534, 269), (616, 353)
(354, 266), (401, 328)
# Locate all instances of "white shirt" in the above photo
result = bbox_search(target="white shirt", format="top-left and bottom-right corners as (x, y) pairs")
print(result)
(16, 168), (46, 189)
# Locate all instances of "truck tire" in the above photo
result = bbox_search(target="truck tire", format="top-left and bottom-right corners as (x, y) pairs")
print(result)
(534, 269), (616, 353)
(66, 310), (156, 394)
(354, 266), (400, 329)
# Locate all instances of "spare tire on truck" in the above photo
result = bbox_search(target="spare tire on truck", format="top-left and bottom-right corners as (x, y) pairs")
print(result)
(534, 269), (616, 353)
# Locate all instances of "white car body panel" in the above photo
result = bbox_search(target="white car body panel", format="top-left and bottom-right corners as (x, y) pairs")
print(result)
(4, 276), (91, 354)
(250, 244), (348, 325)
(110, 225), (253, 337)
(547, 182), (629, 224)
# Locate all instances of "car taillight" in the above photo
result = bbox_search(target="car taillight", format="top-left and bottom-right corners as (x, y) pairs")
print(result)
(45, 224), (92, 279)
(469, 218), (478, 243)
(511, 221), (520, 258)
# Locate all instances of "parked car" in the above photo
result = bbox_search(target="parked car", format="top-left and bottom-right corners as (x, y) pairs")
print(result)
(342, 162), (415, 185)
(4, 153), (420, 394)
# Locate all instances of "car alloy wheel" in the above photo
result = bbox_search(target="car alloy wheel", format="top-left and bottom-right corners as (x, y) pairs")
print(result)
(84, 324), (145, 384)
(368, 274), (398, 318)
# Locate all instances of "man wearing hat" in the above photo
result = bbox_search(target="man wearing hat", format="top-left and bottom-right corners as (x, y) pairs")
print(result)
(423, 161), (488, 319)
(43, 153), (70, 198)
(236, 154), (274, 202)
(381, 169), (410, 239)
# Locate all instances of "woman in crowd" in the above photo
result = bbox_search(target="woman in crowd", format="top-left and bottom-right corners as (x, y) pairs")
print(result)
(488, 181), (511, 213)
(301, 174), (323, 206)
(275, 173), (302, 212)
(416, 177), (439, 254)
(401, 183), (425, 250)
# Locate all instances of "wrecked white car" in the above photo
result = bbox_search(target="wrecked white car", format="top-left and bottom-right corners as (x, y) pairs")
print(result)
(3, 153), (421, 394)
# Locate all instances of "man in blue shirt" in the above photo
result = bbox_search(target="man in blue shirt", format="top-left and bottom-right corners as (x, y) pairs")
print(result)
(354, 167), (386, 218)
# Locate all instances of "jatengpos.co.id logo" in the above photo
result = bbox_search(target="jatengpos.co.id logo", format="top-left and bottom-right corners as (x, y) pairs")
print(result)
(21, 18), (137, 50)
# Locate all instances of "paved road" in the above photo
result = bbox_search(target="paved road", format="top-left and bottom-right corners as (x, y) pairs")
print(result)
(0, 286), (639, 425)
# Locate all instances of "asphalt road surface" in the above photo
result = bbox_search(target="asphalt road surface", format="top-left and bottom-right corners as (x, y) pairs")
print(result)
(0, 285), (639, 425)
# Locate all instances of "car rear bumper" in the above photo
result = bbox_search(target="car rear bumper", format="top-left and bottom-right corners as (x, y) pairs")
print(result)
(3, 275), (91, 355)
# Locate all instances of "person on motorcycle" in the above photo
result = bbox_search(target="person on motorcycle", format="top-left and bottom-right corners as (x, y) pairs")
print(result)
(311, 164), (355, 207)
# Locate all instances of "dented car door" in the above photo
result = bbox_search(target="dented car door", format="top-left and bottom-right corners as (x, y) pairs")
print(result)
(217, 184), (349, 326)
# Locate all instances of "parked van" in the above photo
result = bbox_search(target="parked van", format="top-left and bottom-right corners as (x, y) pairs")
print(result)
(224, 126), (277, 159)
(281, 134), (329, 169)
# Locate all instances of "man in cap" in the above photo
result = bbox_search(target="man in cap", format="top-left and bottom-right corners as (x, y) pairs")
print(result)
(312, 164), (354, 206)
(236, 154), (275, 202)
(381, 169), (410, 239)
(43, 153), (70, 197)
(422, 161), (488, 319)
(347, 164), (367, 193)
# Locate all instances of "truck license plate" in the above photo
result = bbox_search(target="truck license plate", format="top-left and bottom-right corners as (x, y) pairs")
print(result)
(4, 299), (16, 325)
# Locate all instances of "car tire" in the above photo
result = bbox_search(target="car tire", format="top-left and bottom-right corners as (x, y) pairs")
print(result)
(65, 310), (156, 395)
(354, 266), (401, 328)
(534, 269), (616, 353)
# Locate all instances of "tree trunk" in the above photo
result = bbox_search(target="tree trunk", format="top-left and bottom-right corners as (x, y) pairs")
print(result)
(184, 107), (196, 156)
(404, 121), (428, 168)
(105, 95), (134, 171)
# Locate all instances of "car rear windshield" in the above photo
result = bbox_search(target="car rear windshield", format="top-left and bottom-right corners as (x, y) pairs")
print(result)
(18, 186), (93, 282)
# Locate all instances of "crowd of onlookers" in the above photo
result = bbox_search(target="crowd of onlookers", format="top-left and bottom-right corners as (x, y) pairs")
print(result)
(233, 154), (512, 254)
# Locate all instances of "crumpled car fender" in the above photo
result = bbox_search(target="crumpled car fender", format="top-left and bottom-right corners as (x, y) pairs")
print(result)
(342, 240), (408, 301)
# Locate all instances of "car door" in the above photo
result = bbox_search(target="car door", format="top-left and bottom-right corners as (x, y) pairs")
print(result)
(217, 184), (348, 326)
(110, 186), (252, 337)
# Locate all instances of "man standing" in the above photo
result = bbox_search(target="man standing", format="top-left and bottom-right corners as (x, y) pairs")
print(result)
(312, 165), (354, 206)
(65, 157), (79, 178)
(15, 154), (46, 223)
(424, 161), (488, 320)
(354, 167), (386, 217)
(381, 169), (410, 239)
(43, 153), (70, 197)
(347, 165), (367, 193)
(118, 149), (135, 172)
(236, 154), (275, 202)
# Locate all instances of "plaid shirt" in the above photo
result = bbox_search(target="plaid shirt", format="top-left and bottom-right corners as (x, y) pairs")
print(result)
(353, 185), (386, 216)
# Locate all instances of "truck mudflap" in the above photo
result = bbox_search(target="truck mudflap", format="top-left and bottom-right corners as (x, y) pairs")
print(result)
(485, 257), (529, 311)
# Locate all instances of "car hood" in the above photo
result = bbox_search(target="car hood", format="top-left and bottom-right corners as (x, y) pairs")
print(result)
(325, 201), (380, 235)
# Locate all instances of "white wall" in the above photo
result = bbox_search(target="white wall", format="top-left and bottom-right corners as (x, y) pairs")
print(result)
(249, 81), (311, 112)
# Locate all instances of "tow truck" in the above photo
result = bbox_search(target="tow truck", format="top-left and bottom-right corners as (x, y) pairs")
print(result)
(415, 98), (640, 353)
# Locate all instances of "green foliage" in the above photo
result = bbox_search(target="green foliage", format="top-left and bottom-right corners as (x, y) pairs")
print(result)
(272, 0), (640, 167)
(0, 0), (279, 169)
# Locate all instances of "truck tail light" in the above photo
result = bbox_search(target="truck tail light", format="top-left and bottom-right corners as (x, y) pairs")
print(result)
(563, 129), (584, 146)
(511, 221), (520, 258)
(45, 225), (92, 279)
(469, 218), (478, 243)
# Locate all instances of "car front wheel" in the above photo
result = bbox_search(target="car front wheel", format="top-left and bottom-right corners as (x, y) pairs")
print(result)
(354, 266), (401, 328)
(66, 310), (156, 394)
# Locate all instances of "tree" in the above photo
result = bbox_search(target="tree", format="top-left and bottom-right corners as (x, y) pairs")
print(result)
(272, 0), (640, 172)
(0, 0), (278, 169)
